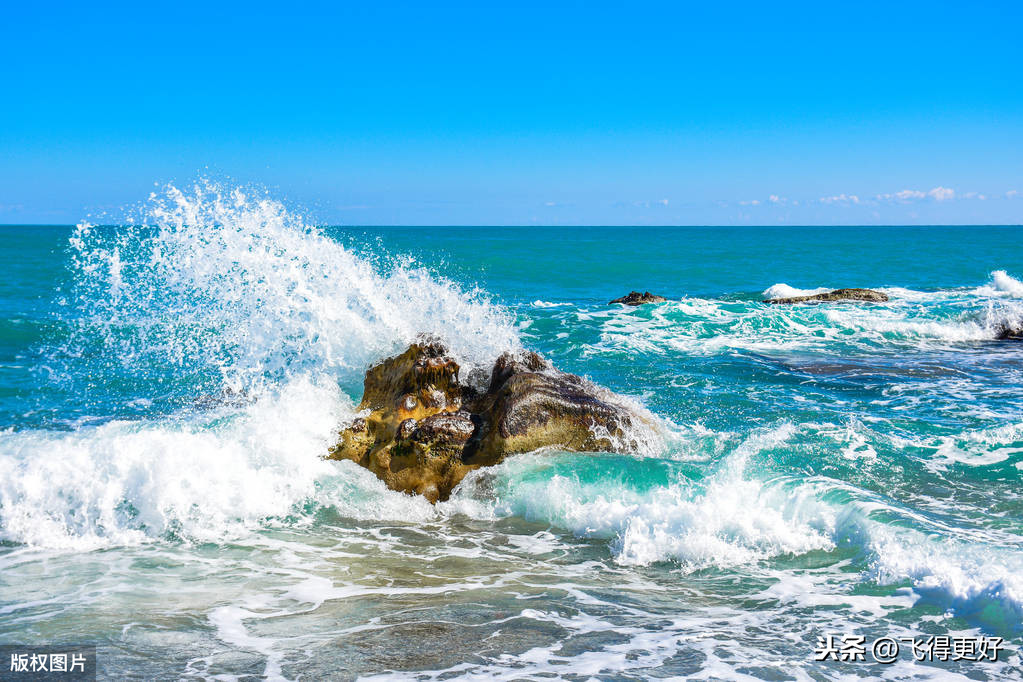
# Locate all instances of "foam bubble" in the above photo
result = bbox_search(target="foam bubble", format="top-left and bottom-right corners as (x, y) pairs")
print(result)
(0, 378), (338, 548)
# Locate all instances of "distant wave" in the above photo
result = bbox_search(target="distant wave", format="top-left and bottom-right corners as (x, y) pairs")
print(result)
(586, 273), (1023, 357)
(762, 283), (831, 299)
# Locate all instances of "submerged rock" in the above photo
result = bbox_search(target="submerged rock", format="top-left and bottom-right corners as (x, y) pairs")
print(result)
(764, 288), (889, 305)
(609, 291), (667, 306)
(327, 338), (643, 502)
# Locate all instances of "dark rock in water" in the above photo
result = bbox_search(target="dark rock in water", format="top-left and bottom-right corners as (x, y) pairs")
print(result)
(327, 338), (645, 502)
(764, 288), (889, 305)
(995, 323), (1023, 340)
(609, 291), (667, 306)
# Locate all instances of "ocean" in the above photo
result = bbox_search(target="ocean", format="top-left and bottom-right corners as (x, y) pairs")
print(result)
(1, 183), (1022, 680)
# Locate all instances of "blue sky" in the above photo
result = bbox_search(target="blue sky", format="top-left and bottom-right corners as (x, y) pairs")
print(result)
(2, 1), (1021, 225)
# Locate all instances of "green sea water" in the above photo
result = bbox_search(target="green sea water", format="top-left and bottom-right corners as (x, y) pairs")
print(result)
(1, 184), (1022, 680)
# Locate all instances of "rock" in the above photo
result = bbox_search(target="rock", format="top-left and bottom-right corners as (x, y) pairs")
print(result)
(764, 288), (889, 304)
(327, 338), (643, 502)
(995, 323), (1023, 340)
(609, 291), (667, 306)
(467, 351), (635, 466)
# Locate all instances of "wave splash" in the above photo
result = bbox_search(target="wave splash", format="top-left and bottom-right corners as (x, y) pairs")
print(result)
(977, 269), (1023, 298)
(2, 181), (520, 548)
(761, 283), (831, 299)
(65, 180), (519, 397)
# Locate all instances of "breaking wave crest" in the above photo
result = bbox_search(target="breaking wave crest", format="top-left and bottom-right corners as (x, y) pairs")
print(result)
(448, 420), (1023, 629)
(761, 283), (831, 299)
(65, 179), (520, 397)
(453, 424), (836, 568)
(2, 181), (521, 548)
(977, 270), (1023, 298)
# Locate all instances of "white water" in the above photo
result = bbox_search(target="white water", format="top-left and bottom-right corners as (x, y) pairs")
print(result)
(4, 181), (521, 549)
(4, 188), (1021, 604)
(762, 283), (832, 299)
(454, 424), (836, 568)
(593, 273), (1023, 357)
(68, 180), (520, 394)
(976, 269), (1023, 298)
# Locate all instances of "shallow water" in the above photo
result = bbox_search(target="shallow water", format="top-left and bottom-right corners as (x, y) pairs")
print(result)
(1, 183), (1022, 679)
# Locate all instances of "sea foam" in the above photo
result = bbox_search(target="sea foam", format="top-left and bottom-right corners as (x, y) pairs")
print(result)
(592, 274), (1023, 357)
(453, 424), (837, 568)
(0, 377), (345, 548)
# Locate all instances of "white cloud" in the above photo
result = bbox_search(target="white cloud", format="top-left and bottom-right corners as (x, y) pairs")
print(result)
(721, 185), (1004, 210)
(874, 187), (955, 203)
(874, 189), (924, 202)
(628, 199), (670, 208)
(1007, 190), (1019, 198)
(820, 193), (860, 204)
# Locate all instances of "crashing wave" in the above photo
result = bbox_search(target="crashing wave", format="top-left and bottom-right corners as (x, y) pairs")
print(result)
(761, 283), (831, 299)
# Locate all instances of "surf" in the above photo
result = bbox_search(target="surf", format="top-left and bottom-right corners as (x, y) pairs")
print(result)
(2, 195), (1023, 680)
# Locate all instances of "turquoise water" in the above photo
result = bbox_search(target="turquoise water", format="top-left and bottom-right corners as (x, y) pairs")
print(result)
(2, 184), (1023, 680)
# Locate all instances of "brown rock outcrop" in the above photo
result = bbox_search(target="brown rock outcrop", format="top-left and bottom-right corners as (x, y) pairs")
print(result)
(327, 339), (643, 502)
